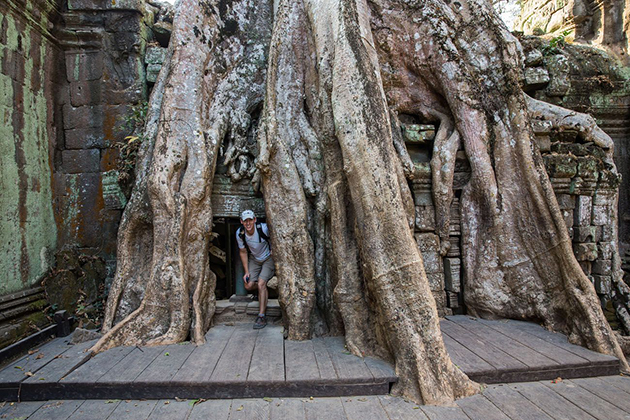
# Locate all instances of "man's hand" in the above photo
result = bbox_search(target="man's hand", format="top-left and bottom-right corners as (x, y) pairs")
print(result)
(243, 274), (250, 283)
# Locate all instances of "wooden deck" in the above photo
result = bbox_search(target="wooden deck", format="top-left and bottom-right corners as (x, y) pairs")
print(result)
(2, 376), (630, 419)
(0, 316), (621, 402)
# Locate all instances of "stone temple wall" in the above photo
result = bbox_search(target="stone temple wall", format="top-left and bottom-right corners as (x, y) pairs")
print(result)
(0, 0), (62, 295)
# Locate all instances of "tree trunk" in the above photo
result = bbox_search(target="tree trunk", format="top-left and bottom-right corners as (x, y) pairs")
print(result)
(92, 0), (628, 404)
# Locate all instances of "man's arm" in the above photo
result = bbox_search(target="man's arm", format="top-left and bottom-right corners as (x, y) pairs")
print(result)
(239, 247), (249, 281)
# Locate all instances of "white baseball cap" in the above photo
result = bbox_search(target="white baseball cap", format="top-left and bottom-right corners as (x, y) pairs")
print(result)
(241, 210), (255, 220)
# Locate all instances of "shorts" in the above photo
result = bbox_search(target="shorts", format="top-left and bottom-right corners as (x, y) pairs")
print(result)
(248, 255), (275, 283)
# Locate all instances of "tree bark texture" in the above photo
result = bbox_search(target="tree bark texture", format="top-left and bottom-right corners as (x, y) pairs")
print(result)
(93, 0), (629, 404)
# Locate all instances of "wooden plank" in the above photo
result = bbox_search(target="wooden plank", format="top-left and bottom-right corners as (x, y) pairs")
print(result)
(441, 331), (496, 376)
(600, 374), (630, 394)
(28, 400), (83, 420)
(311, 338), (337, 380)
(285, 339), (320, 381)
(269, 398), (305, 419)
(342, 395), (389, 420)
(324, 337), (373, 381)
(542, 379), (630, 420)
(212, 325), (258, 382)
(97, 346), (163, 383)
(303, 397), (346, 420)
(441, 319), (528, 372)
(135, 343), (195, 382)
(482, 384), (553, 420)
(172, 324), (235, 382)
(510, 381), (596, 420)
(63, 346), (134, 382)
(378, 395), (429, 420)
(448, 316), (559, 369)
(456, 394), (511, 420)
(108, 400), (158, 420)
(0, 337), (72, 383)
(493, 319), (617, 363)
(476, 319), (593, 367)
(364, 356), (396, 381)
(23, 339), (96, 383)
(147, 399), (193, 419)
(0, 401), (46, 419)
(572, 376), (630, 412)
(247, 326), (284, 382)
(67, 400), (121, 420)
(420, 404), (471, 420)
(228, 398), (270, 420)
(188, 399), (231, 420)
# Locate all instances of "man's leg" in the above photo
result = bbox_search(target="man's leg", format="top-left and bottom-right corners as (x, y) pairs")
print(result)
(257, 279), (268, 317)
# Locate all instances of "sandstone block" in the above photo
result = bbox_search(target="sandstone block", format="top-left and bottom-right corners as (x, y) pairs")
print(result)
(573, 243), (598, 261)
(524, 67), (550, 89)
(601, 224), (614, 242)
(102, 170), (127, 210)
(577, 158), (599, 180)
(414, 191), (433, 206)
(525, 49), (543, 66)
(415, 205), (435, 232)
(427, 272), (445, 292)
(598, 242), (613, 260)
(592, 259), (612, 276)
(415, 233), (439, 251)
(146, 63), (162, 83)
(146, 46), (167, 65)
(446, 291), (460, 309)
(556, 194), (575, 210)
(573, 226), (597, 243)
(593, 192), (614, 206)
(591, 205), (610, 226)
(544, 155), (577, 178)
(544, 54), (570, 96)
(63, 104), (104, 130)
(446, 236), (461, 258)
(65, 52), (103, 82)
(579, 260), (592, 275)
(421, 251), (443, 274)
(574, 195), (592, 227)
(531, 119), (552, 134)
(70, 80), (102, 107)
(444, 258), (461, 292)
(593, 275), (612, 295)
(62, 149), (101, 174)
(562, 210), (573, 231)
(65, 127), (107, 149)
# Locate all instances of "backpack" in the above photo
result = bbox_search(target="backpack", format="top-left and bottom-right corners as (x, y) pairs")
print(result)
(238, 223), (270, 254)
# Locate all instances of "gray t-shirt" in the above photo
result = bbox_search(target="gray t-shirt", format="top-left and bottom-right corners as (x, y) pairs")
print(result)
(236, 223), (271, 262)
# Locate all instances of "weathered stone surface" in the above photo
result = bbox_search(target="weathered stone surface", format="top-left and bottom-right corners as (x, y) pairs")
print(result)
(146, 45), (167, 64)
(592, 205), (611, 226)
(146, 63), (162, 83)
(71, 328), (103, 344)
(592, 259), (612, 276)
(427, 272), (445, 292)
(421, 251), (443, 274)
(415, 233), (440, 251)
(67, 0), (144, 12)
(63, 104), (104, 130)
(573, 226), (597, 243)
(444, 258), (461, 293)
(593, 275), (612, 295)
(544, 154), (577, 178)
(65, 127), (107, 149)
(577, 158), (599, 180)
(102, 170), (127, 210)
(562, 209), (574, 230)
(62, 149), (101, 174)
(65, 52), (103, 82)
(573, 243), (598, 261)
(544, 54), (571, 96)
(598, 242), (614, 260)
(415, 205), (436, 232)
(531, 119), (552, 134)
(556, 194), (575, 210)
(70, 80), (102, 107)
(535, 135), (551, 152)
(524, 67), (550, 88)
(574, 195), (592, 227)
(525, 48), (543, 66)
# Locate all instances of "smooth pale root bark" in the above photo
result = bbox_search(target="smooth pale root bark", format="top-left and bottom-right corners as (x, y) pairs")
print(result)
(92, 0), (273, 352)
(261, 0), (478, 404)
(368, 0), (628, 369)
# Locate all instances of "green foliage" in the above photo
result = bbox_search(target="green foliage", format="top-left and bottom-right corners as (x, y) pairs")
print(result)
(542, 30), (572, 56)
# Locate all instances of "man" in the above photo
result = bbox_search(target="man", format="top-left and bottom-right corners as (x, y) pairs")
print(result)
(236, 210), (274, 329)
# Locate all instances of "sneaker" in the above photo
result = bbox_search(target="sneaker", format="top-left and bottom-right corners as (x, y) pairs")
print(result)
(253, 315), (267, 329)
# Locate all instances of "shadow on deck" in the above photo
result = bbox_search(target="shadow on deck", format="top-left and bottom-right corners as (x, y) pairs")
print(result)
(0, 316), (620, 401)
